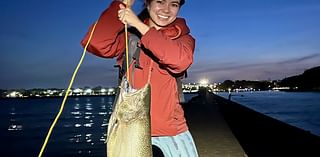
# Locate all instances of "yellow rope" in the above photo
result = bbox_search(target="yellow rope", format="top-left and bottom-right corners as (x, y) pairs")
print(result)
(125, 0), (131, 83)
(38, 21), (98, 157)
(125, 23), (130, 83)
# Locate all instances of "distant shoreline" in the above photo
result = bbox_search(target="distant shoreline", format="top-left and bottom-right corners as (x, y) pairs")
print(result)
(0, 94), (116, 100)
(2, 90), (320, 100)
(278, 89), (320, 92)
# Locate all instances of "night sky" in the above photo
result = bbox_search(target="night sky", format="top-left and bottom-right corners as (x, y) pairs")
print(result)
(1, 0), (320, 89)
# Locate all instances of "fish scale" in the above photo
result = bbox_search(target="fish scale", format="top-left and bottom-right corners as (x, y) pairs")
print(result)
(106, 79), (153, 157)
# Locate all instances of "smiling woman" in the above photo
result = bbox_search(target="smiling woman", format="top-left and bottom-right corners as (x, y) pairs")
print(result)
(81, 0), (198, 156)
(117, 0), (186, 34)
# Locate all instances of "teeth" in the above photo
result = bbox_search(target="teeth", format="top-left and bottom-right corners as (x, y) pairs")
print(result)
(158, 15), (169, 19)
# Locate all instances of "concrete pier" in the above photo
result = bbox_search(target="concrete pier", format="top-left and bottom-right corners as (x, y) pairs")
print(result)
(183, 90), (247, 157)
(183, 89), (320, 157)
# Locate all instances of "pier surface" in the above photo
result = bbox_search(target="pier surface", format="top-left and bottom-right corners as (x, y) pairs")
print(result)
(183, 90), (247, 157)
(183, 89), (320, 157)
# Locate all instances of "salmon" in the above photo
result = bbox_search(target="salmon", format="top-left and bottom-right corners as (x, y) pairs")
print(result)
(106, 79), (152, 157)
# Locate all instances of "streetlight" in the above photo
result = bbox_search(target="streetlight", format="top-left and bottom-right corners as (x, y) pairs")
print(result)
(199, 78), (209, 87)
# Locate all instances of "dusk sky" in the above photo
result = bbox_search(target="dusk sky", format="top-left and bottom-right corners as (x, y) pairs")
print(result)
(1, 0), (320, 89)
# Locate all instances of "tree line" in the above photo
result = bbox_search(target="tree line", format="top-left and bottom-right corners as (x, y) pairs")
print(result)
(218, 66), (320, 91)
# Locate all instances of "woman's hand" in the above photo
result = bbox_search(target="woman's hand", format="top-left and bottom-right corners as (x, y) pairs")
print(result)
(118, 3), (150, 35)
(118, 4), (139, 26)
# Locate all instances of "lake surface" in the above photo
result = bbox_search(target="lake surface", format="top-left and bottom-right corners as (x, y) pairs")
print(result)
(216, 91), (320, 136)
(1, 94), (197, 157)
(2, 96), (114, 157)
(2, 91), (319, 156)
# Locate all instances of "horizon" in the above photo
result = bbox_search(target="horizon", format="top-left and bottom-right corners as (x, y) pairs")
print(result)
(0, 72), (308, 90)
(1, 0), (320, 89)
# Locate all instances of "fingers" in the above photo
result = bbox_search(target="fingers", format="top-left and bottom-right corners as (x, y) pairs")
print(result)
(117, 4), (139, 26)
(118, 4), (130, 24)
(118, 4), (124, 23)
(118, 7), (126, 24)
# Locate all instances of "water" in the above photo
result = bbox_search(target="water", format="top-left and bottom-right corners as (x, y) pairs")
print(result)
(3, 92), (319, 156)
(1, 94), (197, 157)
(217, 91), (320, 136)
(2, 96), (113, 157)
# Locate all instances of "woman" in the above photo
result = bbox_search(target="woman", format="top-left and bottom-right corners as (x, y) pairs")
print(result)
(81, 0), (198, 156)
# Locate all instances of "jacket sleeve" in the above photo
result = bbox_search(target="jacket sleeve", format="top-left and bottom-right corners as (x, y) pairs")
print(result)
(81, 1), (125, 60)
(141, 27), (195, 74)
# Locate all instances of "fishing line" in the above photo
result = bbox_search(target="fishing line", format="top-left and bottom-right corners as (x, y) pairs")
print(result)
(38, 21), (98, 157)
(125, 1), (131, 83)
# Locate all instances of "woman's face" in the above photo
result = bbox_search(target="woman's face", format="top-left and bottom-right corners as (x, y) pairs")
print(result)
(147, 0), (181, 29)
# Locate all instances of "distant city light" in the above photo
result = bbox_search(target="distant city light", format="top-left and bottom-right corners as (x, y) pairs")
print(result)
(100, 88), (107, 93)
(74, 88), (83, 93)
(84, 89), (93, 95)
(0, 80), (285, 98)
(6, 91), (23, 98)
(199, 78), (209, 86)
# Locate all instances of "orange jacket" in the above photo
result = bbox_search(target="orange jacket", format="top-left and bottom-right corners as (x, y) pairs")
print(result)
(81, 1), (195, 136)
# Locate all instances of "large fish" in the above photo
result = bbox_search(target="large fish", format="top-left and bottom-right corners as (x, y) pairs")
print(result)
(106, 78), (152, 157)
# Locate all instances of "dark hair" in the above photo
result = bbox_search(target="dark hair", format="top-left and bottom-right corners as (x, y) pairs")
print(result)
(179, 0), (185, 6)
(144, 0), (185, 6)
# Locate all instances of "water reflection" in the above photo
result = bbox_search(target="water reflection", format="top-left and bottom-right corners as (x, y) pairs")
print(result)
(8, 107), (23, 131)
(66, 97), (112, 155)
(5, 96), (114, 156)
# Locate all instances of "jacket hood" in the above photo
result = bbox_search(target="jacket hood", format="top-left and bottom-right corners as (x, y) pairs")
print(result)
(145, 17), (190, 40)
(162, 18), (190, 40)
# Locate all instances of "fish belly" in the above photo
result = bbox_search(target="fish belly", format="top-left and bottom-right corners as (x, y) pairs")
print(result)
(107, 82), (152, 157)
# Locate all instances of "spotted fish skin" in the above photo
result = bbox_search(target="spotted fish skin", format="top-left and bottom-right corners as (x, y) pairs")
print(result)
(107, 80), (152, 157)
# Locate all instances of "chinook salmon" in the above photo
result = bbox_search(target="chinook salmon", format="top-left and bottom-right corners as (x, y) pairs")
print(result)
(106, 79), (152, 157)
